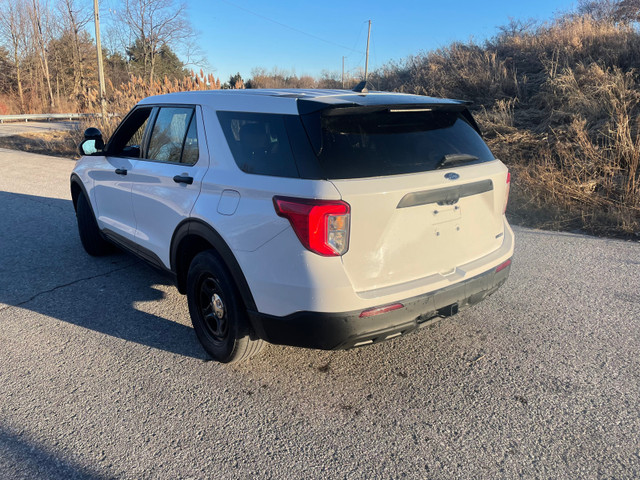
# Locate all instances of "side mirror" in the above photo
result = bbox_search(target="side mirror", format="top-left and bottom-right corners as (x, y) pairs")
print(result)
(78, 127), (104, 156)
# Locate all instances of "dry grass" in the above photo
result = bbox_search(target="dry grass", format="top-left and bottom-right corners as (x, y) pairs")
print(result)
(0, 70), (227, 158)
(0, 131), (80, 158)
(373, 15), (640, 238)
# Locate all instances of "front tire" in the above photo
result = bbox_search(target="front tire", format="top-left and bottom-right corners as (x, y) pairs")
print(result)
(186, 250), (265, 363)
(76, 192), (113, 256)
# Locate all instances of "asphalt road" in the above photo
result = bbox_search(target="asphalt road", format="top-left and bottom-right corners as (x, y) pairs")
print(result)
(1, 148), (639, 479)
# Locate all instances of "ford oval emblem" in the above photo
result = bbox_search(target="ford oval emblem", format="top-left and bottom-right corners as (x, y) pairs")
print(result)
(444, 172), (460, 180)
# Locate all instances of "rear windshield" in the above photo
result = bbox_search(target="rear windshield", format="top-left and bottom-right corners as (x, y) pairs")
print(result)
(306, 107), (495, 179)
(217, 106), (494, 180)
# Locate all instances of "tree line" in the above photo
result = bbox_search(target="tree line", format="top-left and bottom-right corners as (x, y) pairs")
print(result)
(0, 0), (356, 116)
(2, 0), (638, 117)
(0, 0), (216, 114)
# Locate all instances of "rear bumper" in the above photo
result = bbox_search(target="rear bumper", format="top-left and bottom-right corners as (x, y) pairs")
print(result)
(248, 261), (511, 350)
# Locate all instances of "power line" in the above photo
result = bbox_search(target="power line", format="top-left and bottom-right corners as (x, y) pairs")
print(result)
(219, 0), (364, 54)
(349, 20), (368, 55)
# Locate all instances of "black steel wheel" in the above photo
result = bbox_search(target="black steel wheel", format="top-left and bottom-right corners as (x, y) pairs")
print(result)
(186, 250), (265, 363)
(197, 276), (229, 346)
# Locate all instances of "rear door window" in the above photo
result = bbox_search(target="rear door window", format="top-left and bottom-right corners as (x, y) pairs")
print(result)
(217, 111), (299, 177)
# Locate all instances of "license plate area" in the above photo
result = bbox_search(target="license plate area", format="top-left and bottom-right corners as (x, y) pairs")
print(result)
(431, 204), (461, 224)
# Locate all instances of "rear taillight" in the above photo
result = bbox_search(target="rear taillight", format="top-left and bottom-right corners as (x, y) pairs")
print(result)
(359, 303), (405, 318)
(273, 196), (350, 256)
(496, 259), (511, 272)
(504, 171), (511, 214)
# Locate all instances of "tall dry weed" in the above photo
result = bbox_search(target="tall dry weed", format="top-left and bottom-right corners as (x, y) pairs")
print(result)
(480, 60), (640, 236)
(374, 44), (519, 105)
(480, 98), (517, 130)
(455, 16), (640, 236)
(67, 70), (225, 153)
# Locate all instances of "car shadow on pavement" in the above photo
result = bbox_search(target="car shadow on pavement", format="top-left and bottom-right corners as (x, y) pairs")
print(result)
(0, 191), (206, 360)
(0, 423), (109, 480)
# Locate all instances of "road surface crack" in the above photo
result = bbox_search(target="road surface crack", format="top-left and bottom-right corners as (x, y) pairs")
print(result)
(0, 261), (139, 312)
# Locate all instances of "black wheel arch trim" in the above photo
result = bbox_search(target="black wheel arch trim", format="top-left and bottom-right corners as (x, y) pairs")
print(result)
(170, 219), (257, 312)
(70, 173), (90, 212)
(70, 173), (116, 249)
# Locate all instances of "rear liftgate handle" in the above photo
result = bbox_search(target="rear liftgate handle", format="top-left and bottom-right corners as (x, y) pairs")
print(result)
(173, 174), (193, 185)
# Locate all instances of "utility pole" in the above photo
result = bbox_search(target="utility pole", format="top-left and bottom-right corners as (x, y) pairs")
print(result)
(364, 20), (371, 81)
(93, 0), (107, 121)
(342, 56), (345, 88)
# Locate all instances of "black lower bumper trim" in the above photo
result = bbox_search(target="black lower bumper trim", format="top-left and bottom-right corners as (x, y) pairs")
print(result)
(248, 263), (511, 350)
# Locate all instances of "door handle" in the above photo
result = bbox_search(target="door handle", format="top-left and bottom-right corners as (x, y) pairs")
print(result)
(115, 168), (127, 175)
(173, 175), (193, 185)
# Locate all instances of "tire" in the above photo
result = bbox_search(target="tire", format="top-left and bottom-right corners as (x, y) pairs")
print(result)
(186, 250), (265, 363)
(76, 192), (113, 256)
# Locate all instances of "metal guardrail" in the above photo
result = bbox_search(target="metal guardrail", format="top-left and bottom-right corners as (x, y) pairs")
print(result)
(0, 113), (101, 123)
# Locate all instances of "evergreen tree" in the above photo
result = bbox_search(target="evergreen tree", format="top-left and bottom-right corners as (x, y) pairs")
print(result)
(227, 72), (244, 89)
(126, 38), (187, 82)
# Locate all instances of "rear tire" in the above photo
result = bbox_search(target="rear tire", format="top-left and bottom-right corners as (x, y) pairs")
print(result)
(186, 250), (265, 363)
(76, 192), (113, 256)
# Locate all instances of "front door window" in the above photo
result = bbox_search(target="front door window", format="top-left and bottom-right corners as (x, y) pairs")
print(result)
(147, 107), (198, 165)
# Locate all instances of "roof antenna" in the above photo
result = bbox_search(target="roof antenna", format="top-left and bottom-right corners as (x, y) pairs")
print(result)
(353, 20), (373, 94)
(353, 80), (371, 93)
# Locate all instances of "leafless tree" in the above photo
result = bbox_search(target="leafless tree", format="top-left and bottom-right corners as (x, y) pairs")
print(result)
(0, 0), (28, 111)
(114, 0), (195, 83)
(28, 0), (57, 107)
(577, 0), (620, 21)
(614, 0), (640, 22)
(57, 0), (91, 104)
(576, 0), (640, 24)
(497, 17), (539, 38)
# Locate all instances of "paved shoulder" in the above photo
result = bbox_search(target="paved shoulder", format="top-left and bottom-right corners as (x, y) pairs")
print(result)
(1, 149), (639, 479)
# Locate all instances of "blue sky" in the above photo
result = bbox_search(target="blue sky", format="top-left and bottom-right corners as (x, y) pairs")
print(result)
(187, 0), (579, 82)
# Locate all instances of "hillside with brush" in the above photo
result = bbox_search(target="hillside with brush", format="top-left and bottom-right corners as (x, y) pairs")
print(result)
(370, 9), (640, 237)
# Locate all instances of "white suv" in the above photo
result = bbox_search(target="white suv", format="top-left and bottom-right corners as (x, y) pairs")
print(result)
(71, 88), (514, 363)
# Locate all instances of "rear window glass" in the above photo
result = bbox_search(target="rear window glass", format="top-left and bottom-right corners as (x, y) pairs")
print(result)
(309, 109), (495, 179)
(217, 111), (299, 177)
